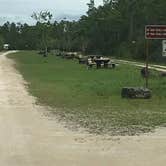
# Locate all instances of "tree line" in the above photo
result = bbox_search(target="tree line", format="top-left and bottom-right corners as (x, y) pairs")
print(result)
(0, 0), (166, 61)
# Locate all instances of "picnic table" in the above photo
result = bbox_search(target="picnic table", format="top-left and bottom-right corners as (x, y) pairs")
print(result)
(94, 58), (110, 69)
(62, 52), (75, 59)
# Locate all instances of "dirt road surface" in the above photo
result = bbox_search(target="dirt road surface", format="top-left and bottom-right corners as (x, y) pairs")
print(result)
(116, 59), (166, 72)
(1, 51), (166, 166)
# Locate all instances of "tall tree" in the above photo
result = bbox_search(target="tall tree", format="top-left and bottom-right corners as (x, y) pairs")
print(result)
(31, 11), (53, 56)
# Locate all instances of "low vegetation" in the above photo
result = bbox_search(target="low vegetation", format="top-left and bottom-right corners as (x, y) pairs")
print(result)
(8, 51), (166, 135)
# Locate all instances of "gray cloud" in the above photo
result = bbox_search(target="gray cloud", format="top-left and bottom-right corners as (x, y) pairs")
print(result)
(0, 0), (103, 24)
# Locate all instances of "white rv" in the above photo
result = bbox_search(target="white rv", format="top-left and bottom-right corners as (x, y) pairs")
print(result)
(3, 44), (10, 50)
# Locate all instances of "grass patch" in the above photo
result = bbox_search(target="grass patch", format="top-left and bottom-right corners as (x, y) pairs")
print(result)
(8, 51), (166, 135)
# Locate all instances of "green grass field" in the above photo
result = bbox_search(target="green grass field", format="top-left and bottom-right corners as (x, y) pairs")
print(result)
(8, 51), (166, 135)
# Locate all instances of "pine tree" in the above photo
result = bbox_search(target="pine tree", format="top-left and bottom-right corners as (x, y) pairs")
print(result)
(103, 0), (110, 5)
(87, 0), (95, 10)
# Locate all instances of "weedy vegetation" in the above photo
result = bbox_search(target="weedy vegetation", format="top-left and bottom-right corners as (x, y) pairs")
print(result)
(8, 51), (166, 135)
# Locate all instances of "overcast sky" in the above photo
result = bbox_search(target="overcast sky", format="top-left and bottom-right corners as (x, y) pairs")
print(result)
(0, 0), (103, 24)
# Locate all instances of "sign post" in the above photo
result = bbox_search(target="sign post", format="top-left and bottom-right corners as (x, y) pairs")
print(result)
(162, 40), (166, 57)
(145, 25), (166, 88)
(145, 40), (149, 88)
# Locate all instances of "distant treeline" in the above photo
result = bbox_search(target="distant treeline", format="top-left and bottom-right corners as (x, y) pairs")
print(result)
(0, 0), (166, 61)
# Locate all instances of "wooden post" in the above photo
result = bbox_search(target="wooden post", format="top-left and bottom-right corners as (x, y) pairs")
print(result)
(145, 39), (149, 88)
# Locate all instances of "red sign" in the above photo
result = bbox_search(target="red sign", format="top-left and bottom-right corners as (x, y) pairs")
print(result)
(145, 25), (166, 39)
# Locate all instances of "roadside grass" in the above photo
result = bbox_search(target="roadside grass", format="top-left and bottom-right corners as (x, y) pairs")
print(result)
(8, 51), (166, 135)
